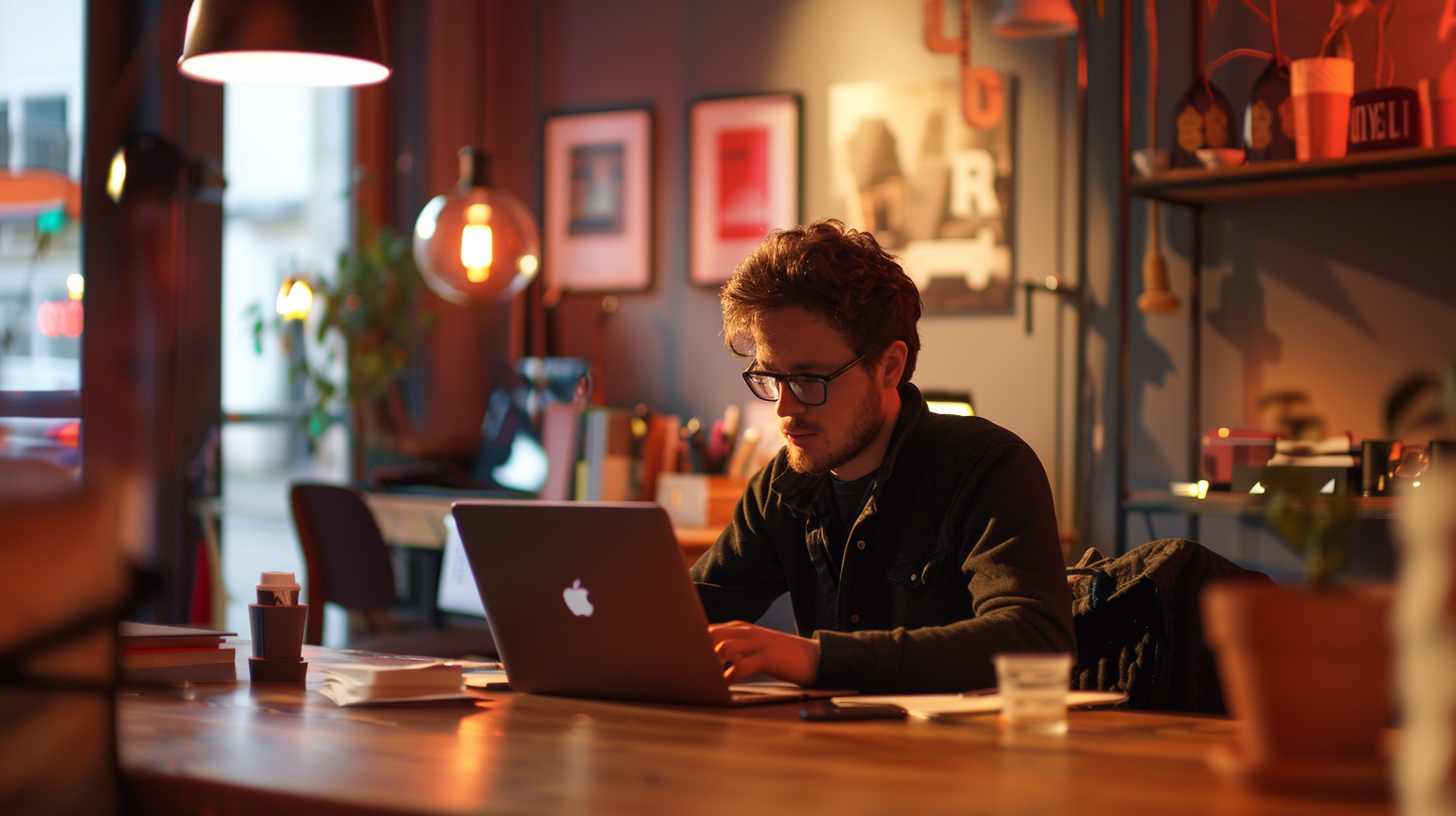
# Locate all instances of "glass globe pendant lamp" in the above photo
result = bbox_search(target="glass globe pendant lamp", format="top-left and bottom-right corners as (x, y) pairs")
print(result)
(413, 148), (541, 305)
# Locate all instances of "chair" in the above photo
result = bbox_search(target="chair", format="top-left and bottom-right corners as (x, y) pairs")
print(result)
(1067, 538), (1273, 714)
(289, 483), (496, 658)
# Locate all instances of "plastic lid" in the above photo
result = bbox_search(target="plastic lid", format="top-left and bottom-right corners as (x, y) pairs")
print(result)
(257, 571), (300, 591)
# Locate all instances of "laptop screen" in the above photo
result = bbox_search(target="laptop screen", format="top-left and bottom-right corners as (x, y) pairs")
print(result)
(435, 514), (487, 617)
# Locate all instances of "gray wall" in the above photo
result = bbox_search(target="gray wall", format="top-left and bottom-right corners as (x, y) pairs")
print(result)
(540, 0), (1082, 524)
(528, 0), (1455, 574)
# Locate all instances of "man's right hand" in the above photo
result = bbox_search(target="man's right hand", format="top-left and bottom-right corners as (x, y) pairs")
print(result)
(707, 621), (820, 687)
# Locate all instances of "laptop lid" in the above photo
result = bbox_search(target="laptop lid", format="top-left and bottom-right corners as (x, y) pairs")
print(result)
(451, 500), (736, 706)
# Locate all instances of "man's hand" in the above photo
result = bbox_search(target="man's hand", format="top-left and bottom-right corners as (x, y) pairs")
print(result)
(707, 621), (820, 687)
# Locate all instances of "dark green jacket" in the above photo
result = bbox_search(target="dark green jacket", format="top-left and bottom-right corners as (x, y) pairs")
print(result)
(691, 384), (1075, 694)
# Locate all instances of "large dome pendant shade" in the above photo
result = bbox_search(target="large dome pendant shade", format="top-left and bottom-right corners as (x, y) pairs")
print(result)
(413, 148), (541, 306)
(991, 0), (1079, 39)
(178, 0), (390, 87)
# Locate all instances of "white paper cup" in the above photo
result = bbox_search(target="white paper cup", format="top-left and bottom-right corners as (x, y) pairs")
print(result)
(1291, 57), (1354, 160)
(993, 652), (1073, 734)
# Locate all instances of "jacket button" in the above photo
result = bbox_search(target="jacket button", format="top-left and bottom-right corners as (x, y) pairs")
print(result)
(850, 614), (860, 623)
(855, 540), (866, 550)
(909, 573), (918, 583)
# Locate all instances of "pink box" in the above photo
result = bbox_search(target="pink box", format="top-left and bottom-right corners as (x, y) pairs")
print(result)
(1201, 429), (1278, 485)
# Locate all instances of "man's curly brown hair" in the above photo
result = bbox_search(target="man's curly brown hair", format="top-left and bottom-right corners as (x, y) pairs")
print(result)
(720, 220), (922, 384)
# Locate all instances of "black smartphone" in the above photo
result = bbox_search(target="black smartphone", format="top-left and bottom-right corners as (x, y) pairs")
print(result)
(799, 702), (906, 721)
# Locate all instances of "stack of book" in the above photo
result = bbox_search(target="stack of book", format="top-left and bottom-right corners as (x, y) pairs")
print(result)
(120, 622), (237, 685)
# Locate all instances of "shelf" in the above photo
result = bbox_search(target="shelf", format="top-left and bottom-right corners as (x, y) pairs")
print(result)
(1124, 489), (1400, 520)
(1128, 145), (1456, 206)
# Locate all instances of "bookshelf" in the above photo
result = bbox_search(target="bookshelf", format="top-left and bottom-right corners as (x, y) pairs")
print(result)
(1109, 6), (1456, 550)
(1124, 489), (1400, 521)
(1129, 145), (1456, 206)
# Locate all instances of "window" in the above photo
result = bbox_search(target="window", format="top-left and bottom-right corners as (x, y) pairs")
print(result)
(0, 0), (85, 473)
(22, 96), (67, 174)
(0, 102), (10, 169)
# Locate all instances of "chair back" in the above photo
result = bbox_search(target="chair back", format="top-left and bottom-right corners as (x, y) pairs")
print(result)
(1068, 538), (1274, 713)
(289, 483), (397, 645)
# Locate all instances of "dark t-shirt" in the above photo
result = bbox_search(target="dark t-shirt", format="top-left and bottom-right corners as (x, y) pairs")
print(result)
(826, 469), (877, 576)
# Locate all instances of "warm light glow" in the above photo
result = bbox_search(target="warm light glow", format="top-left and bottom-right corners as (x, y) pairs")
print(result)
(1249, 482), (1266, 494)
(462, 225), (494, 281)
(926, 400), (975, 417)
(66, 274), (84, 301)
(1413, 481), (1422, 487)
(1196, 480), (1210, 499)
(519, 254), (539, 274)
(1218, 427), (1230, 438)
(107, 149), (127, 202)
(178, 51), (390, 87)
(275, 279), (313, 320)
(1044, 275), (1058, 290)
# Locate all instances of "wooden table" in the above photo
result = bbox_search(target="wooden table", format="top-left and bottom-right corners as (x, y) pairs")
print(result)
(118, 646), (1392, 816)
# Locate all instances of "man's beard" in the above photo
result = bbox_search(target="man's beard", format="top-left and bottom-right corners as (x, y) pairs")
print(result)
(784, 387), (887, 475)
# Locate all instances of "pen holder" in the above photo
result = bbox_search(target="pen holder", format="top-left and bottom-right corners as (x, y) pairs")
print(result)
(247, 603), (309, 683)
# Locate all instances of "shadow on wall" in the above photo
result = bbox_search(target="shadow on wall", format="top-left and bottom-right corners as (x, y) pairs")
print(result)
(1230, 185), (1456, 311)
(1205, 217), (1282, 429)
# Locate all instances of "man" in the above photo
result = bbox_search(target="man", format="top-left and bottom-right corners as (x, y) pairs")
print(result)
(692, 220), (1074, 694)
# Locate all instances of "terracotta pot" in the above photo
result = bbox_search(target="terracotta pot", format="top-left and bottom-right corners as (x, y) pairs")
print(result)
(1290, 57), (1354, 160)
(1202, 580), (1392, 796)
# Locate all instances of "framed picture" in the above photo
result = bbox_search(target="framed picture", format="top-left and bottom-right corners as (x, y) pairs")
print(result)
(544, 107), (653, 293)
(828, 77), (1017, 314)
(689, 93), (801, 287)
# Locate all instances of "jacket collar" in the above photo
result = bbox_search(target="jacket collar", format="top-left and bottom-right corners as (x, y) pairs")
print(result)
(770, 382), (927, 510)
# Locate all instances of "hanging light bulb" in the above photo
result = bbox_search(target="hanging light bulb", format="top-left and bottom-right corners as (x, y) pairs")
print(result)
(275, 277), (314, 320)
(991, 0), (1078, 39)
(413, 148), (540, 305)
(178, 0), (389, 87)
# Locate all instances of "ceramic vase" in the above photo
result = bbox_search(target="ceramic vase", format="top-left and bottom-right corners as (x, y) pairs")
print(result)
(1202, 580), (1392, 797)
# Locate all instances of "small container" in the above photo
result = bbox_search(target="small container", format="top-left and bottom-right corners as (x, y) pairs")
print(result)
(1361, 439), (1395, 496)
(1290, 57), (1354, 160)
(1196, 148), (1246, 169)
(993, 652), (1073, 734)
(248, 571), (308, 683)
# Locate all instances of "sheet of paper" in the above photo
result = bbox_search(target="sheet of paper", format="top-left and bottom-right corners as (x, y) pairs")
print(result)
(830, 690), (1127, 719)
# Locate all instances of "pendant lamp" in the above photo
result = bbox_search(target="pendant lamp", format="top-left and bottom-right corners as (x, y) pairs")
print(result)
(413, 148), (541, 306)
(178, 0), (389, 87)
(991, 0), (1078, 39)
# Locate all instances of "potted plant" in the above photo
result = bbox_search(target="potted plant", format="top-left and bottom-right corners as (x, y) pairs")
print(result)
(246, 219), (432, 481)
(1201, 466), (1392, 797)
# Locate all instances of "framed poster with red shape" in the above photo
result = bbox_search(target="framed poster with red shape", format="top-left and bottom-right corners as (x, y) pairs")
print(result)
(689, 94), (801, 287)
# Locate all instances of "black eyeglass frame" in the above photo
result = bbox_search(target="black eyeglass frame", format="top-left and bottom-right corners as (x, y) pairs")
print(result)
(741, 354), (867, 407)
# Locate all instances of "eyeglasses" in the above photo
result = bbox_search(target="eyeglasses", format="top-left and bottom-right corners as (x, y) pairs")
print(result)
(742, 354), (866, 407)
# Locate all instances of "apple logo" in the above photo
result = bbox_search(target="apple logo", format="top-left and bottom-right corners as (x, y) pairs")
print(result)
(562, 579), (594, 617)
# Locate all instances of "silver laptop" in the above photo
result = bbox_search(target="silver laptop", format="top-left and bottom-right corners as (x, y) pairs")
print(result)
(451, 499), (842, 706)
